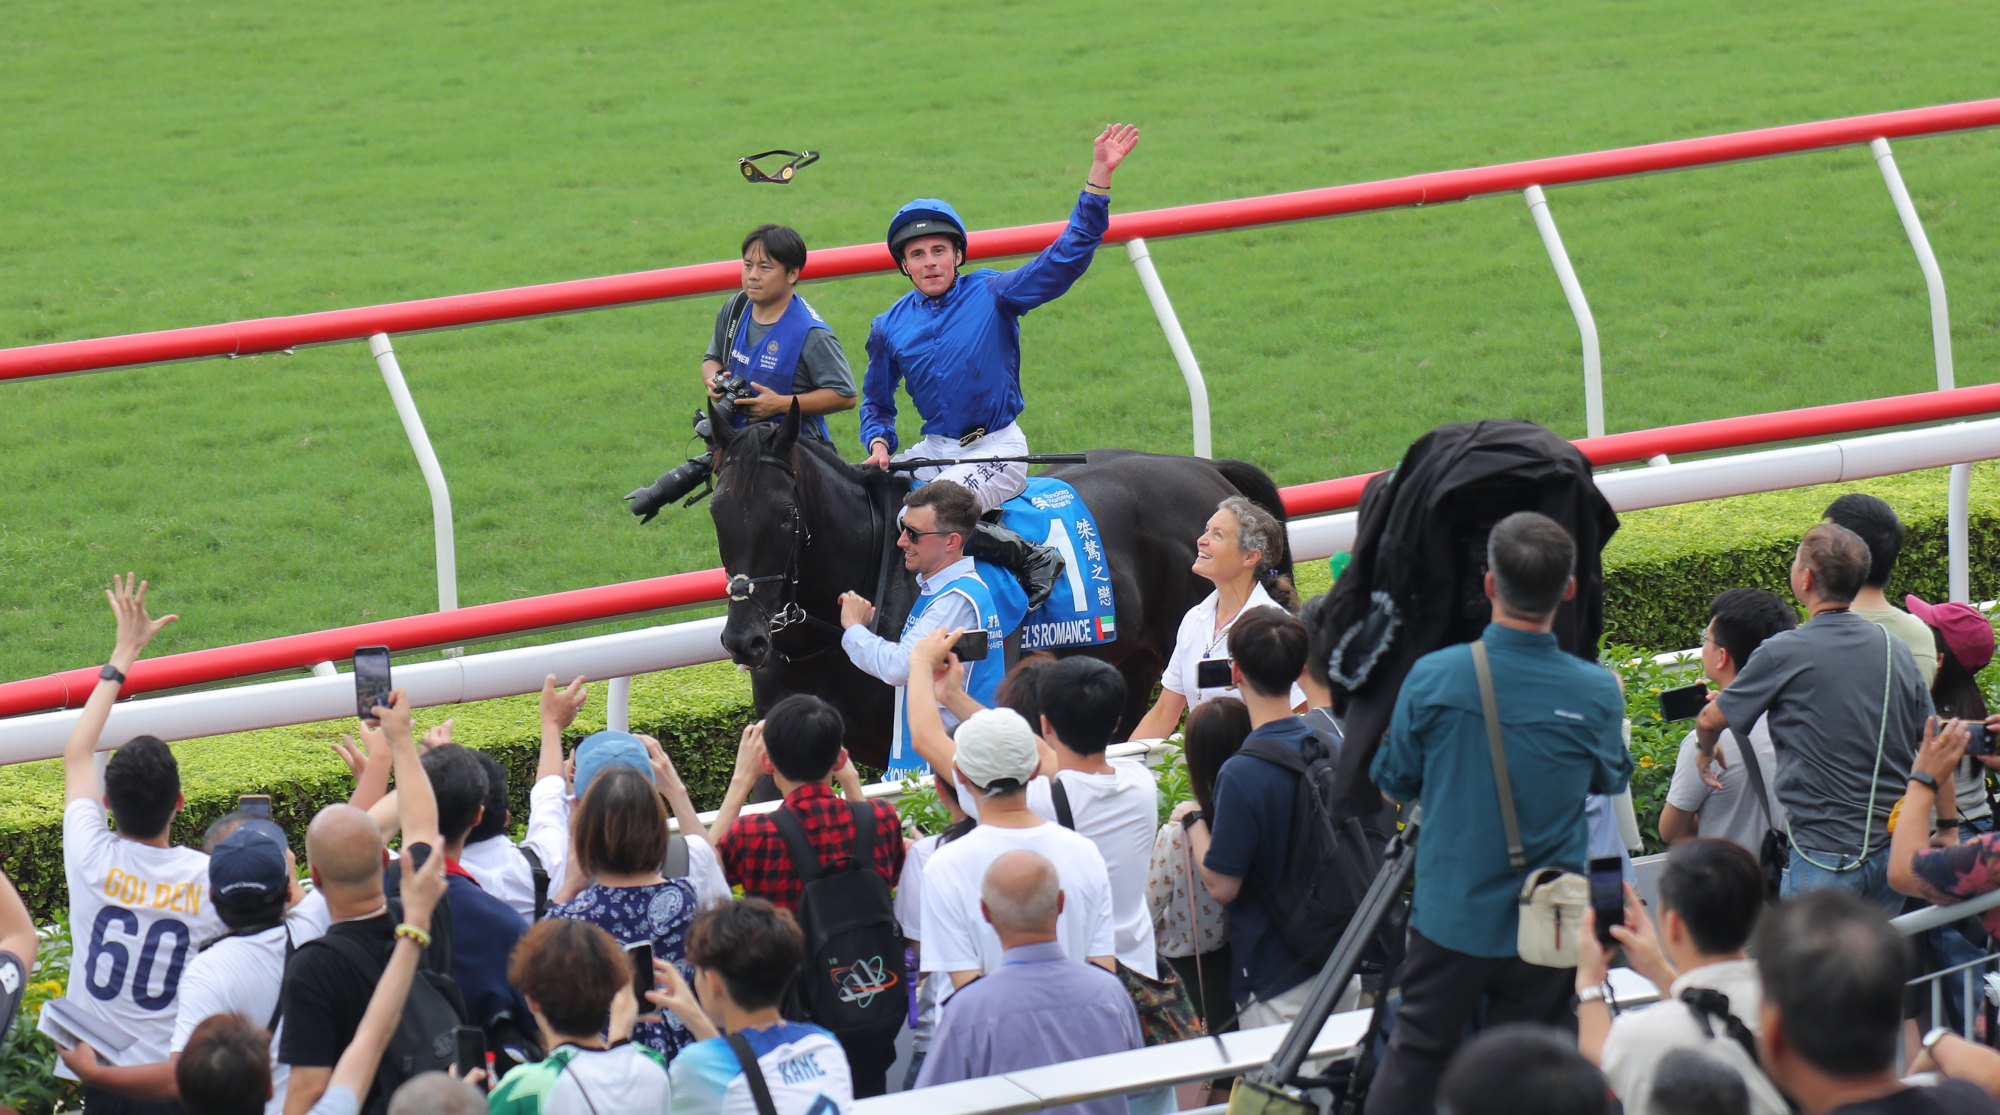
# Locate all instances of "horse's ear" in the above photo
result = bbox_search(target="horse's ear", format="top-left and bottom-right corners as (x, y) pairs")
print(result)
(773, 398), (802, 457)
(707, 402), (735, 451)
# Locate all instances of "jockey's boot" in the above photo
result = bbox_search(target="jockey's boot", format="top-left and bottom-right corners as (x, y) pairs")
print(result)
(967, 522), (1066, 612)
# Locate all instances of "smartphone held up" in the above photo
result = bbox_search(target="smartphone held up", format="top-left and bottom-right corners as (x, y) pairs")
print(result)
(353, 645), (392, 722)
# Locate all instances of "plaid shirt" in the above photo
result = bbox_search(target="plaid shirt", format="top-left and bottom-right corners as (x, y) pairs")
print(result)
(718, 782), (906, 911)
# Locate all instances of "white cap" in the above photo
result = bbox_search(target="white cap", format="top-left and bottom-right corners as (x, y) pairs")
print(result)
(952, 708), (1041, 793)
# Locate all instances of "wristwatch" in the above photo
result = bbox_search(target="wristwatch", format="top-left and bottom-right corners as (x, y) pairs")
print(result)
(1574, 983), (1609, 1007)
(1909, 770), (1941, 794)
(1923, 1025), (1955, 1060)
(99, 664), (127, 686)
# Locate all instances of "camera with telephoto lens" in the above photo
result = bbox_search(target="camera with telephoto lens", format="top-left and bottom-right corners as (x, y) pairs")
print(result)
(626, 411), (720, 522)
(713, 373), (759, 404)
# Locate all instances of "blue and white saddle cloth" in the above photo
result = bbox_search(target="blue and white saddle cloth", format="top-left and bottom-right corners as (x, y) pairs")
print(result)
(996, 478), (1117, 649)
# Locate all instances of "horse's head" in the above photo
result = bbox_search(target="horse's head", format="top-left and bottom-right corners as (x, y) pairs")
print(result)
(709, 400), (851, 670)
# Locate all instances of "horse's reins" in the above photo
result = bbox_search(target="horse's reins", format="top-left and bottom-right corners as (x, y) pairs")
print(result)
(723, 452), (845, 663)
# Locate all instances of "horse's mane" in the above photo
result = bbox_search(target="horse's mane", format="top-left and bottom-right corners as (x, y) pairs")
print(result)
(717, 420), (905, 511)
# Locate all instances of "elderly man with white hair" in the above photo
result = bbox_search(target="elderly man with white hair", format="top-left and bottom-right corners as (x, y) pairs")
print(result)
(914, 706), (1117, 991)
(915, 850), (1148, 1115)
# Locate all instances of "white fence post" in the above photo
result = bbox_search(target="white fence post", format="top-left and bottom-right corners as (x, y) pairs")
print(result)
(1522, 185), (1605, 440)
(368, 333), (459, 615)
(607, 675), (632, 733)
(1869, 138), (1966, 601)
(1125, 238), (1213, 458)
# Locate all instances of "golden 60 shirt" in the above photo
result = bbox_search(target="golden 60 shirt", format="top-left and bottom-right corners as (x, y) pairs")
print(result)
(60, 798), (225, 1076)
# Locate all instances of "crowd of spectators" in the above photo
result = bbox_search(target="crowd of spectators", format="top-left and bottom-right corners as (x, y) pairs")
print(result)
(28, 479), (2000, 1115)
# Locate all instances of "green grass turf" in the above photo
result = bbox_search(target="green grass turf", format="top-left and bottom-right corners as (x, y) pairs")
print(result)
(2, 0), (1998, 678)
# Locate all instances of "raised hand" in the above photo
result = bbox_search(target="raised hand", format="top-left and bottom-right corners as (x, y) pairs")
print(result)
(1089, 122), (1141, 184)
(106, 573), (178, 669)
(420, 718), (455, 752)
(540, 674), (589, 732)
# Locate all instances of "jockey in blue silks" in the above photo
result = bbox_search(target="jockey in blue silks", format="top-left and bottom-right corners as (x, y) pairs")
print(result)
(857, 123), (1141, 611)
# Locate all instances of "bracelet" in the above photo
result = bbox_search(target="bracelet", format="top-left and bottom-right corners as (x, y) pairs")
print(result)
(1936, 817), (1963, 832)
(393, 923), (432, 949)
(1086, 180), (1111, 191)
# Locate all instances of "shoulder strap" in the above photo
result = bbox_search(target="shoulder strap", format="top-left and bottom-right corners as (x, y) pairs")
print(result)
(727, 1032), (782, 1115)
(664, 834), (689, 880)
(1239, 736), (1309, 775)
(1050, 777), (1076, 831)
(847, 800), (878, 869)
(266, 927), (294, 1034)
(314, 930), (388, 981)
(1729, 726), (1778, 831)
(1471, 640), (1527, 873)
(770, 808), (826, 884)
(1680, 987), (1762, 1068)
(519, 845), (550, 920)
(721, 291), (752, 354)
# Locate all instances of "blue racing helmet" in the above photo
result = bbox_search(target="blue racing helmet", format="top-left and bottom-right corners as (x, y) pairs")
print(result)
(887, 198), (967, 260)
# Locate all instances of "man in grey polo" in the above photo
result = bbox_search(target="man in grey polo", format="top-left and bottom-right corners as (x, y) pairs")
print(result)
(1696, 523), (1932, 910)
(915, 850), (1154, 1115)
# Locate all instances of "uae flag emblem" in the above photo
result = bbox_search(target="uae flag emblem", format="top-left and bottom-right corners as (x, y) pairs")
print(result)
(1095, 616), (1117, 640)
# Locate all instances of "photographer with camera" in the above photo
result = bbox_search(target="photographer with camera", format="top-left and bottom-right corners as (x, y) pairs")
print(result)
(626, 224), (856, 520)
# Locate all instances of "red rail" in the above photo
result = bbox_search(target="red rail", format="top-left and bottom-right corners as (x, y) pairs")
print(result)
(2, 97), (1997, 382)
(5, 380), (1998, 719)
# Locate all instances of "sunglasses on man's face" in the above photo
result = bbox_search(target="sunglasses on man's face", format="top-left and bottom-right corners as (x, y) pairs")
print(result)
(738, 149), (819, 184)
(899, 523), (952, 543)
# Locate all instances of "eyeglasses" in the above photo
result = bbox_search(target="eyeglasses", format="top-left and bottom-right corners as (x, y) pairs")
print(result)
(899, 523), (952, 542)
(738, 149), (819, 185)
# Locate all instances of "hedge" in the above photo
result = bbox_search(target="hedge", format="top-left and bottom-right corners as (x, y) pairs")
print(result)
(3, 463), (1990, 916)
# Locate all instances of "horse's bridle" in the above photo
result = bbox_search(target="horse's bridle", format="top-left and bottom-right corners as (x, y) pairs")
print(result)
(723, 453), (845, 663)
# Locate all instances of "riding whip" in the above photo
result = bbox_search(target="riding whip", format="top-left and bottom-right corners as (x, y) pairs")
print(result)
(885, 454), (1088, 471)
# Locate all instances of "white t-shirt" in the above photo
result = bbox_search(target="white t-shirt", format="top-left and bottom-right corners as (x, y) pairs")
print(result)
(1026, 763), (1161, 978)
(895, 832), (952, 1052)
(529, 776), (732, 912)
(1666, 716), (1785, 859)
(60, 799), (226, 1077)
(170, 891), (331, 1115)
(1159, 584), (1306, 712)
(917, 821), (1115, 979)
(669, 1023), (852, 1115)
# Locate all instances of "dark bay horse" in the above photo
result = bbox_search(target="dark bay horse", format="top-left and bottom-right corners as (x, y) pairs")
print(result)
(705, 403), (1293, 770)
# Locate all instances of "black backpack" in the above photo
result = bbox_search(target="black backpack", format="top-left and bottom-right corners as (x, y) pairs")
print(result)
(306, 925), (468, 1115)
(771, 803), (906, 1037)
(1240, 725), (1388, 970)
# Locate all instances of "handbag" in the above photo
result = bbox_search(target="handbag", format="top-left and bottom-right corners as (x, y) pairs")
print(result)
(1471, 640), (1589, 968)
(1728, 725), (1790, 903)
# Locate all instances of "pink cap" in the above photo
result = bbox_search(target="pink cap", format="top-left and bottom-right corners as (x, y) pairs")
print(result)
(1906, 595), (1996, 673)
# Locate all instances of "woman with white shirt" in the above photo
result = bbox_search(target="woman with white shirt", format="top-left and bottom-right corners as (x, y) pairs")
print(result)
(1131, 496), (1299, 741)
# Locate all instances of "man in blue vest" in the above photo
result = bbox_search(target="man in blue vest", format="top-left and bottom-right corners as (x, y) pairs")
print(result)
(702, 224), (857, 439)
(860, 123), (1140, 610)
(626, 224), (855, 518)
(839, 480), (1020, 774)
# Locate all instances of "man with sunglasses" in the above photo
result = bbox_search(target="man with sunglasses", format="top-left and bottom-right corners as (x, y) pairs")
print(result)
(839, 480), (1019, 775)
(859, 123), (1140, 611)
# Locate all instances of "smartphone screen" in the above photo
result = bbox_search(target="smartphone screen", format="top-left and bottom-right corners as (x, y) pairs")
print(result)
(1196, 657), (1232, 690)
(1588, 856), (1624, 947)
(951, 630), (989, 662)
(237, 795), (272, 820)
(452, 1026), (485, 1076)
(1657, 681), (1709, 723)
(626, 941), (656, 1001)
(353, 646), (393, 722)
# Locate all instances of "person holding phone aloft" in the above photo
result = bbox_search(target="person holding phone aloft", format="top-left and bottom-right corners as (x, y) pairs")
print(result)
(1131, 498), (1303, 741)
(837, 480), (1020, 775)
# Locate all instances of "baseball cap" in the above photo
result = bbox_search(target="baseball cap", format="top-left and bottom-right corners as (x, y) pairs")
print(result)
(1906, 595), (1996, 673)
(952, 708), (1041, 793)
(575, 731), (654, 796)
(209, 819), (290, 910)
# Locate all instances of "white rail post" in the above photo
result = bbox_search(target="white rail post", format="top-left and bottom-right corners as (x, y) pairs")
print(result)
(1522, 185), (1605, 440)
(1125, 238), (1213, 458)
(607, 675), (632, 734)
(1870, 138), (1966, 601)
(368, 333), (460, 614)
